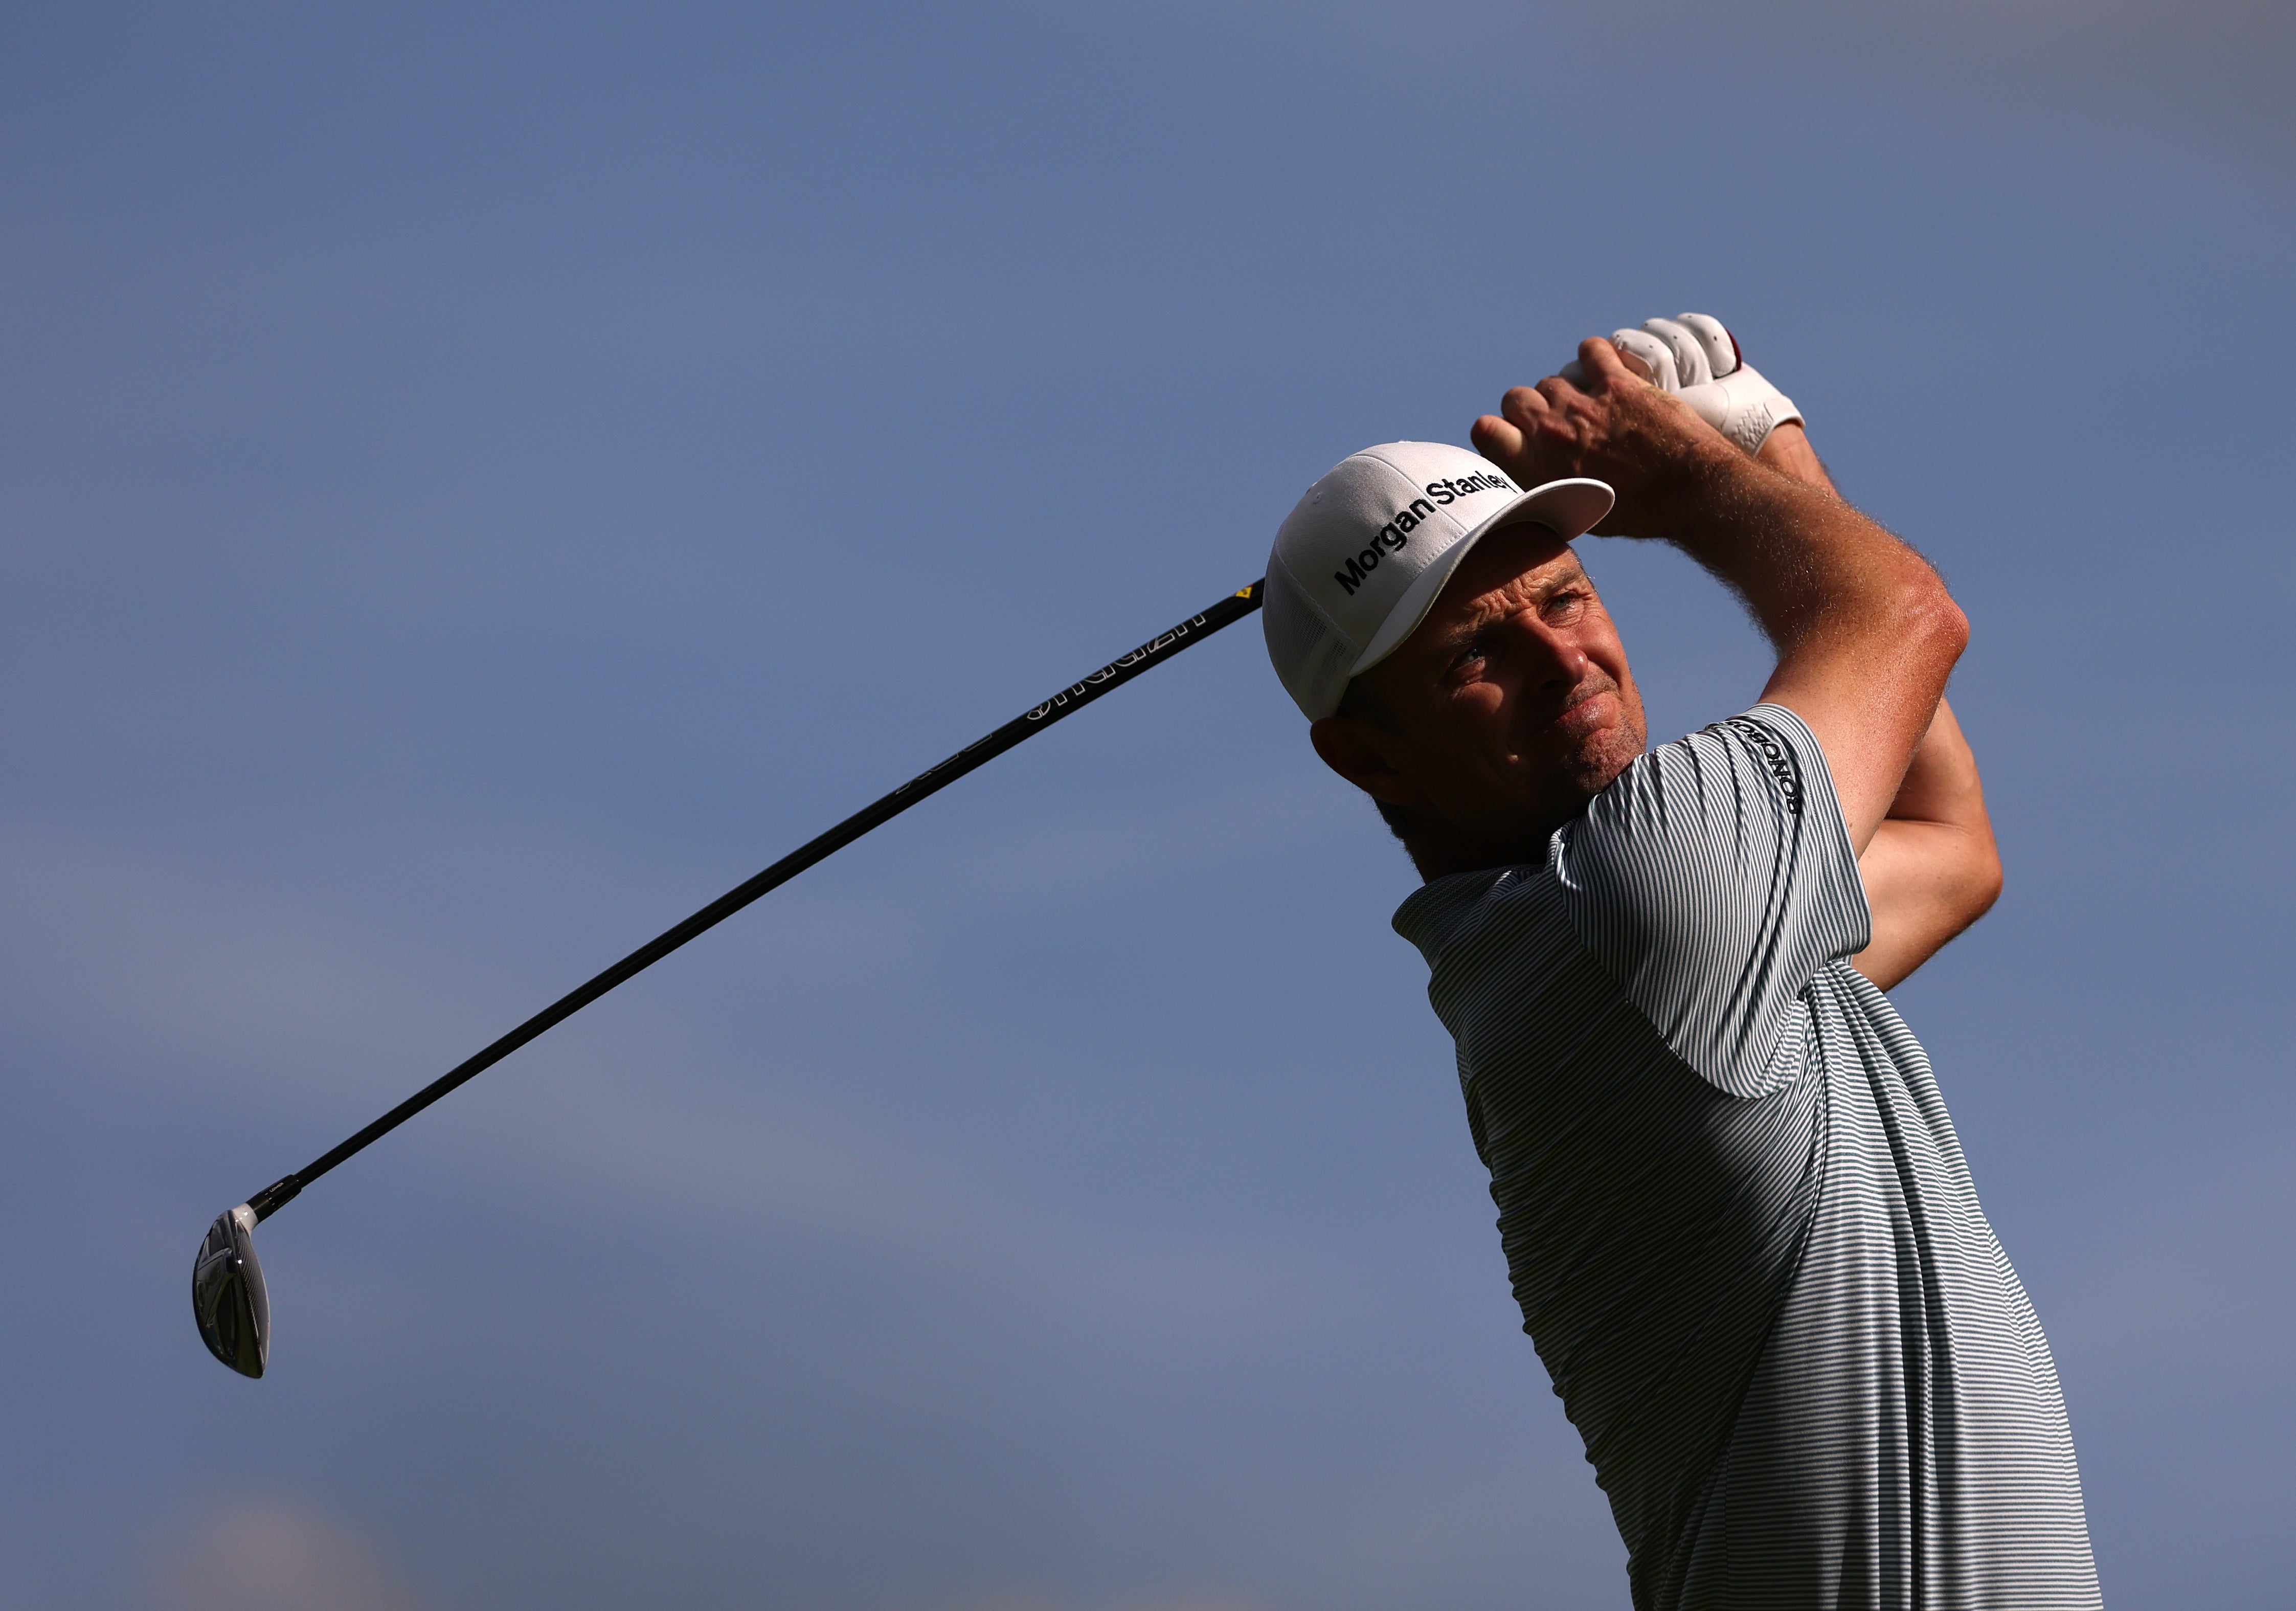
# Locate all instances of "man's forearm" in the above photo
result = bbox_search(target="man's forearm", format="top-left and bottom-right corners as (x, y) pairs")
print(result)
(1854, 699), (2003, 988)
(1641, 442), (1946, 668)
(1650, 438), (1967, 848)
(1755, 421), (1835, 496)
(1568, 355), (1946, 672)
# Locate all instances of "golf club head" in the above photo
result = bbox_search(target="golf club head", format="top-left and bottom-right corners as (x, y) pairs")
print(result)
(193, 1204), (270, 1378)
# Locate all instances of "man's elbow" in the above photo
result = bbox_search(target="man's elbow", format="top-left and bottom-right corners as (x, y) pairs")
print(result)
(1944, 831), (2004, 941)
(1963, 841), (2004, 926)
(1903, 583), (1970, 670)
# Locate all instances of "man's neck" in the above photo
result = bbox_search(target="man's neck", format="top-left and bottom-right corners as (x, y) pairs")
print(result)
(1405, 823), (1561, 884)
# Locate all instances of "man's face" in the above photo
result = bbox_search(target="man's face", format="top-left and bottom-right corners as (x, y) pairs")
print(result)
(1318, 522), (1648, 872)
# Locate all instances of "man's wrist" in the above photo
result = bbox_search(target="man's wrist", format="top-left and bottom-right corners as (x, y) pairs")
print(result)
(1754, 422), (1834, 494)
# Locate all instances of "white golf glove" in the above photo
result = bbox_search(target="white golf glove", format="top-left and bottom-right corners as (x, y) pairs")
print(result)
(1570, 312), (1803, 456)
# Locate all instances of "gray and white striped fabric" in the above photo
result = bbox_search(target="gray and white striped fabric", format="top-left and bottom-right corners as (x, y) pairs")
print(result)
(1393, 706), (2098, 1609)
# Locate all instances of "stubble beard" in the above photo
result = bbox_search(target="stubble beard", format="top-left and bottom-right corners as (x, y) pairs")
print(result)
(1529, 673), (1647, 831)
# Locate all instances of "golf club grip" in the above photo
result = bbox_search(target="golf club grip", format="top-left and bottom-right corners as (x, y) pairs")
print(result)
(246, 580), (1267, 1219)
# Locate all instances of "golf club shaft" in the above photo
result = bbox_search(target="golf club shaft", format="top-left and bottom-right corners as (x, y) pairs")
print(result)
(243, 580), (1267, 1222)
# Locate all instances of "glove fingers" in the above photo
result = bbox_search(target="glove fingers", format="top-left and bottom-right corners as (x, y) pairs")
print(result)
(1672, 313), (1739, 378)
(1558, 314), (1789, 456)
(1640, 318), (1712, 388)
(1608, 328), (1678, 391)
(1674, 378), (1730, 433)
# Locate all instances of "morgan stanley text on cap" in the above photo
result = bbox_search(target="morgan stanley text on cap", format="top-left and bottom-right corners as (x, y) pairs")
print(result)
(1262, 441), (1614, 721)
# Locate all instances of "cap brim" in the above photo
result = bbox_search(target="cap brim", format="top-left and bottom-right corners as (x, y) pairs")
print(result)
(1347, 477), (1615, 678)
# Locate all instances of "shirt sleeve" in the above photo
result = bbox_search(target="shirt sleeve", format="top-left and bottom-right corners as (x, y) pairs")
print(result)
(1550, 703), (1872, 1098)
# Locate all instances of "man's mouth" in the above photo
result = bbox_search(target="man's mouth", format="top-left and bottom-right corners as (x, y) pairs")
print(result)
(1541, 682), (1618, 743)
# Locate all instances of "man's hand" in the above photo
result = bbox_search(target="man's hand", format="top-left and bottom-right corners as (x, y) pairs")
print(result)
(1469, 337), (1743, 539)
(1608, 315), (1805, 457)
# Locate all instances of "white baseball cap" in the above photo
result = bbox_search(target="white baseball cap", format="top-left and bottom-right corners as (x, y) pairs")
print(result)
(1262, 441), (1613, 720)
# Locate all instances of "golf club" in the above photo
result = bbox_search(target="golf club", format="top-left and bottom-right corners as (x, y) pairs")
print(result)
(194, 580), (1266, 1377)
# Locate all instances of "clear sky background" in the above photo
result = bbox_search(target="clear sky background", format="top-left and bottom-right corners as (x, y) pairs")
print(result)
(4, 5), (2290, 1608)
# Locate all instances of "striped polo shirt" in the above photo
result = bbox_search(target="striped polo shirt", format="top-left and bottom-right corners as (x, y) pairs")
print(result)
(1393, 705), (2099, 1609)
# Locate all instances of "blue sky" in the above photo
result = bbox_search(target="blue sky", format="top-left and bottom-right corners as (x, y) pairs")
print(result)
(3, 5), (2290, 1608)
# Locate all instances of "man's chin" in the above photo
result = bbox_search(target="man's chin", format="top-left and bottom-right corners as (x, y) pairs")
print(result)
(1538, 706), (1640, 784)
(1522, 732), (1632, 823)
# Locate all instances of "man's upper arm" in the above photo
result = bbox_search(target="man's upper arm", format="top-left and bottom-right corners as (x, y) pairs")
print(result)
(1556, 708), (1870, 1098)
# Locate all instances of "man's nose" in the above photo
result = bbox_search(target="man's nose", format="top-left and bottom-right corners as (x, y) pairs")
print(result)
(1504, 608), (1589, 687)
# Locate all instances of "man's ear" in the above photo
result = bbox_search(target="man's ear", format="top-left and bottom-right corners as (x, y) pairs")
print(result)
(1309, 714), (1419, 809)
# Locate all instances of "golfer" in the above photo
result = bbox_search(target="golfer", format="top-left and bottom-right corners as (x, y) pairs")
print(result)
(1262, 317), (2099, 1607)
